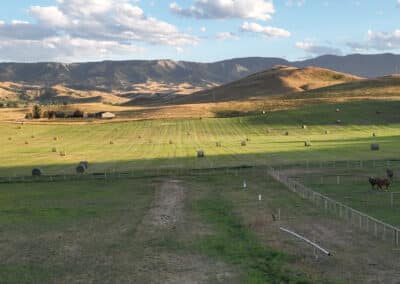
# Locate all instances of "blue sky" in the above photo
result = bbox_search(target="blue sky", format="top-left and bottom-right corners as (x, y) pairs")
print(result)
(0, 0), (399, 62)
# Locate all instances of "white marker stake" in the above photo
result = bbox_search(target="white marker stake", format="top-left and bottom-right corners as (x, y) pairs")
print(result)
(243, 180), (247, 189)
(258, 194), (262, 201)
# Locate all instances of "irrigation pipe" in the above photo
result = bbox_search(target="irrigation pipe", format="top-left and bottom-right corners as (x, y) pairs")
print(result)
(280, 227), (331, 256)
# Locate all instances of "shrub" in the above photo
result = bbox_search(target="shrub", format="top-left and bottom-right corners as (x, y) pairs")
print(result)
(241, 141), (247, 146)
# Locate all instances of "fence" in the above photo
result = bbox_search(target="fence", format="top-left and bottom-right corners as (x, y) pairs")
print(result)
(268, 167), (400, 246)
(0, 165), (254, 184)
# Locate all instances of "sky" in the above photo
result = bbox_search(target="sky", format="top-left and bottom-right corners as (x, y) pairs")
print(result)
(0, 0), (399, 63)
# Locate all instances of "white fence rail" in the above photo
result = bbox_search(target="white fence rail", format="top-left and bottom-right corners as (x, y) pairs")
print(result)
(268, 167), (400, 246)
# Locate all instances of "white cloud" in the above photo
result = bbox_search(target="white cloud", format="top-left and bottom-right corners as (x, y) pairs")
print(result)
(240, 22), (291, 38)
(348, 30), (400, 51)
(200, 27), (207, 32)
(30, 6), (70, 27)
(170, 0), (275, 21)
(11, 20), (30, 25)
(0, 0), (198, 62)
(296, 40), (342, 55)
(285, 0), (306, 7)
(0, 36), (145, 62)
(217, 32), (239, 41)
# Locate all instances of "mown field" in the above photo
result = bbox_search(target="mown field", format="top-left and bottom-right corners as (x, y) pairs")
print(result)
(1, 100), (400, 177)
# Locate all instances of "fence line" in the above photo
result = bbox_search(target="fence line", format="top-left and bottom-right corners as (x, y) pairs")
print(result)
(268, 167), (400, 246)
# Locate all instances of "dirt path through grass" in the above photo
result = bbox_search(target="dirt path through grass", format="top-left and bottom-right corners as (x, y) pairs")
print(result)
(132, 179), (236, 284)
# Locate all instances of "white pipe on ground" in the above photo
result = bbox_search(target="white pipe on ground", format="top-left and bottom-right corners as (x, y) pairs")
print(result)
(280, 227), (331, 256)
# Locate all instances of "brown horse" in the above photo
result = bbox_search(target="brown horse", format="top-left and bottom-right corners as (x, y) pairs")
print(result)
(369, 177), (391, 191)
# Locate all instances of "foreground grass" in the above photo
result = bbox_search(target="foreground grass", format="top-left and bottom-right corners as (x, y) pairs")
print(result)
(192, 195), (310, 283)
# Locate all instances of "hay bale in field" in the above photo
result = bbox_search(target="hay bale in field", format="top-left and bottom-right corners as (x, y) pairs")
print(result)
(32, 168), (42, 177)
(216, 142), (222, 147)
(138, 135), (142, 139)
(284, 131), (289, 136)
(25, 141), (29, 145)
(31, 135), (35, 139)
(110, 141), (114, 145)
(60, 151), (67, 156)
(8, 137), (12, 141)
(336, 108), (340, 112)
(76, 164), (86, 174)
(52, 147), (57, 153)
(372, 132), (376, 137)
(302, 125), (307, 129)
(325, 130), (330, 134)
(371, 143), (380, 151)
(197, 150), (205, 158)
(53, 137), (58, 141)
(169, 140), (173, 145)
(246, 137), (250, 142)
(79, 161), (89, 169)
(304, 141), (312, 147)
(241, 141), (247, 146)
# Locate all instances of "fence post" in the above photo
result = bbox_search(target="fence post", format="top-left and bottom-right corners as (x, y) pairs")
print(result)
(391, 193), (394, 208)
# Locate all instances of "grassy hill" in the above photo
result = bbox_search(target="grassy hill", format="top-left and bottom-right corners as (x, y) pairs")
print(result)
(176, 65), (361, 104)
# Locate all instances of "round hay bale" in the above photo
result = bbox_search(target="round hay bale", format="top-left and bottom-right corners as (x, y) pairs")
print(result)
(8, 137), (12, 141)
(25, 141), (29, 145)
(197, 150), (205, 158)
(371, 143), (380, 151)
(302, 124), (307, 129)
(110, 141), (114, 145)
(241, 141), (247, 146)
(372, 132), (376, 137)
(32, 168), (42, 177)
(304, 141), (312, 147)
(53, 137), (58, 141)
(79, 161), (89, 169)
(284, 131), (289, 136)
(76, 164), (86, 174)
(216, 142), (222, 147)
(52, 147), (57, 153)
(325, 130), (330, 134)
(31, 135), (35, 139)
(336, 108), (340, 112)
(169, 140), (173, 145)
(138, 135), (142, 139)
(60, 151), (66, 157)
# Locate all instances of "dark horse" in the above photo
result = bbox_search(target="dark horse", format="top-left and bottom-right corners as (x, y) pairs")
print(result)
(369, 177), (391, 191)
(386, 169), (394, 181)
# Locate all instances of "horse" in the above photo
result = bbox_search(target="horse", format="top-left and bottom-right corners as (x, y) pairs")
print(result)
(369, 177), (391, 191)
(369, 177), (377, 189)
(386, 169), (394, 181)
(376, 178), (391, 191)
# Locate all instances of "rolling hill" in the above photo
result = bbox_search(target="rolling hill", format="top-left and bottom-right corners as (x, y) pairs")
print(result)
(175, 65), (362, 103)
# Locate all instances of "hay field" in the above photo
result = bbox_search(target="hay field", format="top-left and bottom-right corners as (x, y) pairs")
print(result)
(1, 100), (400, 176)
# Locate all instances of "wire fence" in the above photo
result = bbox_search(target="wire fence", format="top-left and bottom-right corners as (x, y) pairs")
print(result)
(268, 167), (400, 246)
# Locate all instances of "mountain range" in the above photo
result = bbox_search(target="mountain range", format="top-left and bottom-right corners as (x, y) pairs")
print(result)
(0, 53), (399, 93)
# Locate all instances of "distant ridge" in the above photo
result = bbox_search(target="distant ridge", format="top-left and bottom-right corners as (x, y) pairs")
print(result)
(0, 53), (399, 93)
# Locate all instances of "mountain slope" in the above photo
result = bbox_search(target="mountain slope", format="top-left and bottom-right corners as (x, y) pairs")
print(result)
(175, 65), (362, 103)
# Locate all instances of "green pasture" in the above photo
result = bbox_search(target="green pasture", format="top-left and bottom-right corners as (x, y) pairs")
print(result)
(1, 100), (400, 176)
